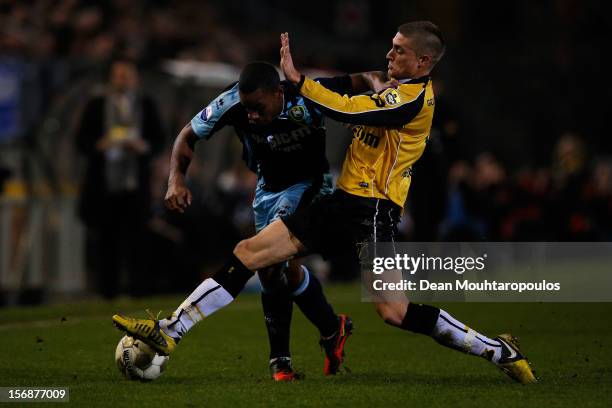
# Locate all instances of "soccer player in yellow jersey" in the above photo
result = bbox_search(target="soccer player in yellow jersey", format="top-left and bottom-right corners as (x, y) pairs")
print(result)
(113, 22), (536, 383)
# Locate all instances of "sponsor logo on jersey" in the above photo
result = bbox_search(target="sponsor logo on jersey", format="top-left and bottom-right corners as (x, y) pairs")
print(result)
(352, 126), (380, 148)
(359, 181), (369, 188)
(252, 127), (314, 152)
(288, 105), (306, 122)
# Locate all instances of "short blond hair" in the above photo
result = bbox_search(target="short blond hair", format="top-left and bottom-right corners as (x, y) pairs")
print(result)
(398, 21), (445, 66)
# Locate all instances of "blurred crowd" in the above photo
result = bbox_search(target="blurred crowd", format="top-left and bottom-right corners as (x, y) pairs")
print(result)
(0, 0), (253, 66)
(1, 1), (610, 296)
(408, 130), (612, 243)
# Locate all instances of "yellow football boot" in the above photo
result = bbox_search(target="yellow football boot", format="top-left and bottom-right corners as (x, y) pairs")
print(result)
(495, 333), (537, 384)
(112, 313), (177, 356)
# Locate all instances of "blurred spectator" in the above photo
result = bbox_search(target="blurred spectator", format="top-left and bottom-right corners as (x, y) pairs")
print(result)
(438, 160), (486, 240)
(75, 59), (164, 298)
(550, 133), (599, 240)
(586, 160), (612, 240)
(434, 132), (612, 243)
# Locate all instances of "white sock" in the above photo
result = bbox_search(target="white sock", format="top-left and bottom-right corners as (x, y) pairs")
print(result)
(159, 278), (234, 340)
(431, 309), (503, 363)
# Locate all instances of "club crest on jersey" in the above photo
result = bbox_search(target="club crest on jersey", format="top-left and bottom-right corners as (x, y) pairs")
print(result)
(383, 89), (401, 106)
(288, 105), (306, 122)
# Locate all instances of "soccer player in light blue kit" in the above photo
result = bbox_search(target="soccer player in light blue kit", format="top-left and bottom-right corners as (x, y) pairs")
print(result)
(163, 62), (352, 380)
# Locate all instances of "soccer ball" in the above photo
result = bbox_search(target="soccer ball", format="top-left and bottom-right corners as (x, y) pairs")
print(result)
(115, 335), (169, 381)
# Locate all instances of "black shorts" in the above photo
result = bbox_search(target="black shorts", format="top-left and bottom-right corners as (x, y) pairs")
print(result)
(281, 189), (401, 260)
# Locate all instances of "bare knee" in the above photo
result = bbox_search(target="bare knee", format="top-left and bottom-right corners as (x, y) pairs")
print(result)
(376, 302), (408, 328)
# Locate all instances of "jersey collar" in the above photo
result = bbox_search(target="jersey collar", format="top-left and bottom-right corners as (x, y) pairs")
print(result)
(399, 75), (430, 84)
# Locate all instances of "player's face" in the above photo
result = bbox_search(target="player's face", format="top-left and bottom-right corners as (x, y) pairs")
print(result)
(240, 87), (284, 125)
(386, 33), (422, 79)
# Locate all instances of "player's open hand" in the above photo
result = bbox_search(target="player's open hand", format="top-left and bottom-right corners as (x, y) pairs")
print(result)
(164, 182), (193, 213)
(280, 32), (301, 85)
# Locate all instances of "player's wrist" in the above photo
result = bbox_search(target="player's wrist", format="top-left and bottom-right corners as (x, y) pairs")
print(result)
(295, 74), (306, 89)
(168, 172), (185, 187)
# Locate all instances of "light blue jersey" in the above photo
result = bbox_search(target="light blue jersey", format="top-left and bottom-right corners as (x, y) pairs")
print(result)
(190, 81), (329, 189)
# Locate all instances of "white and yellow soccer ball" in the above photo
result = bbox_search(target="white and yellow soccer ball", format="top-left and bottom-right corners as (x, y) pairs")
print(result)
(115, 335), (169, 381)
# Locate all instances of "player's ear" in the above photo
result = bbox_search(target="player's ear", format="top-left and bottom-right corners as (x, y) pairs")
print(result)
(419, 54), (432, 68)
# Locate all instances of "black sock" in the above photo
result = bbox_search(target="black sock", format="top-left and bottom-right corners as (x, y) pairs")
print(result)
(292, 268), (338, 338)
(400, 303), (440, 335)
(261, 288), (293, 360)
(213, 254), (254, 298)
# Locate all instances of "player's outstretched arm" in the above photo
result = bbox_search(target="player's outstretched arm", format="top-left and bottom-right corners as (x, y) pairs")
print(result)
(281, 33), (392, 97)
(165, 124), (197, 213)
(168, 83), (239, 212)
(280, 32), (417, 127)
(299, 76), (421, 127)
(315, 72), (391, 97)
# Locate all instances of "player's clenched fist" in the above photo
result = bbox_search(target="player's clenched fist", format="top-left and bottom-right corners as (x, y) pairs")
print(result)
(164, 182), (192, 213)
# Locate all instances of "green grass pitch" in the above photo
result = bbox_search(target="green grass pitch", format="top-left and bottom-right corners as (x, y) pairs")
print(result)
(1, 283), (611, 407)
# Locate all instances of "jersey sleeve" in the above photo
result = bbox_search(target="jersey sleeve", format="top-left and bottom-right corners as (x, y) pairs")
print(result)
(298, 76), (426, 127)
(190, 83), (241, 140)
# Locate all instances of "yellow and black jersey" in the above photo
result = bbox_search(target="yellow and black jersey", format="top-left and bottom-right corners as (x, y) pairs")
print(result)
(297, 75), (435, 208)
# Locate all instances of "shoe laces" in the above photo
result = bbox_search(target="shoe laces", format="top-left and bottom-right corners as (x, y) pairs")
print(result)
(145, 309), (163, 321)
(143, 309), (168, 347)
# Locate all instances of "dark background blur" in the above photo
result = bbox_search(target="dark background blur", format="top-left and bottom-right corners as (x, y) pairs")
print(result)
(0, 0), (610, 304)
